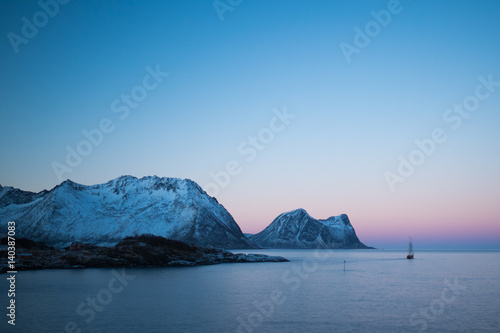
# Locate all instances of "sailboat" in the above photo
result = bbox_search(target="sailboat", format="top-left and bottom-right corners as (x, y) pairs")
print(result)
(407, 238), (414, 259)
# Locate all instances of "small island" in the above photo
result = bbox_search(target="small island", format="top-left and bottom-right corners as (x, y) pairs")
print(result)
(0, 234), (288, 273)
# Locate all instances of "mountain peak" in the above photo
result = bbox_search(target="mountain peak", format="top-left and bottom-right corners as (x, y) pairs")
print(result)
(0, 176), (255, 249)
(116, 174), (138, 182)
(57, 179), (84, 191)
(251, 209), (371, 249)
(325, 213), (351, 226)
(61, 179), (76, 186)
(283, 208), (311, 218)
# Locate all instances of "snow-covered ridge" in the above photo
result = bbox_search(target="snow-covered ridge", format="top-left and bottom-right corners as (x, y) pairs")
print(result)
(0, 176), (255, 249)
(0, 184), (48, 209)
(250, 208), (371, 249)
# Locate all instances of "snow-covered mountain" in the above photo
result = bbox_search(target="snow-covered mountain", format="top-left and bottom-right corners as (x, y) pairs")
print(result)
(250, 208), (371, 249)
(0, 176), (255, 249)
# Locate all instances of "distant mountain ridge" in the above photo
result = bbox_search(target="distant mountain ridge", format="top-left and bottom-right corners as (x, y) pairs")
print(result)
(0, 176), (255, 249)
(250, 208), (371, 249)
(0, 177), (371, 250)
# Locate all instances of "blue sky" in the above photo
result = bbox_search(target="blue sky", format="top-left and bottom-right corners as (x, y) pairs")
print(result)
(1, 0), (500, 248)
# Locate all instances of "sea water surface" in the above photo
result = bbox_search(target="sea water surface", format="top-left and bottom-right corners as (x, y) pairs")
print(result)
(2, 250), (500, 332)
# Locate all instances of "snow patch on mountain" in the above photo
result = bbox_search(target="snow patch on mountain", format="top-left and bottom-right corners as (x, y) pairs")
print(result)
(0, 176), (255, 249)
(250, 208), (371, 249)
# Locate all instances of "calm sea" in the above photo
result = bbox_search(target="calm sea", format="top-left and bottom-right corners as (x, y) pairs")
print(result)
(2, 250), (499, 332)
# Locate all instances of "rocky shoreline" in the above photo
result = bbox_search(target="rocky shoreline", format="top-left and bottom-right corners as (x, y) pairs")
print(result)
(0, 235), (288, 273)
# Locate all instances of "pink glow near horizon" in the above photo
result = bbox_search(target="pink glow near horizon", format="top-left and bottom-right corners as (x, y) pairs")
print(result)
(221, 190), (500, 248)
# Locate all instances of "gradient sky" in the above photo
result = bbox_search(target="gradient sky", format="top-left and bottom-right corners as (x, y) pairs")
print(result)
(1, 0), (499, 249)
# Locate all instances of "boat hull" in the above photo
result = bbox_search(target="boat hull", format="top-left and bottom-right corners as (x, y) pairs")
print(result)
(407, 254), (414, 259)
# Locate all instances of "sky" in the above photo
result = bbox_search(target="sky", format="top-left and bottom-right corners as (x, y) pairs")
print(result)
(1, 0), (499, 249)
